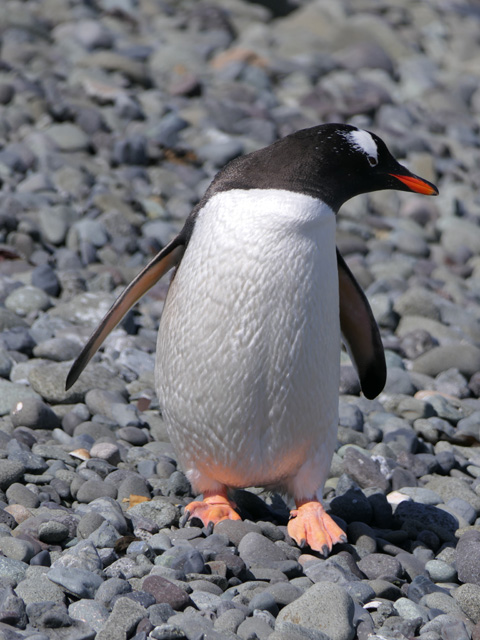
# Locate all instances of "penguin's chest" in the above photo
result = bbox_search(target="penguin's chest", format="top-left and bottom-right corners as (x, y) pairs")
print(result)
(156, 189), (340, 487)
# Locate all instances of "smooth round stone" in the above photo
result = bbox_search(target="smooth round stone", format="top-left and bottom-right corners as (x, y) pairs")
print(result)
(412, 344), (480, 378)
(5, 286), (51, 316)
(277, 582), (355, 640)
(75, 479), (117, 503)
(393, 597), (429, 623)
(0, 460), (25, 491)
(38, 520), (70, 544)
(237, 532), (288, 566)
(142, 575), (190, 610)
(10, 397), (60, 430)
(116, 425), (148, 445)
(446, 497), (477, 525)
(6, 483), (40, 509)
(426, 559), (457, 583)
(84, 388), (127, 418)
(116, 474), (151, 503)
(45, 123), (90, 152)
(357, 553), (402, 580)
(33, 337), (82, 362)
(214, 607), (247, 634)
(0, 536), (35, 563)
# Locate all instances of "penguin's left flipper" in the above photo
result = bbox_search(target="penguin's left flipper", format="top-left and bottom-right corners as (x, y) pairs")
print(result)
(338, 249), (386, 400)
(65, 237), (185, 390)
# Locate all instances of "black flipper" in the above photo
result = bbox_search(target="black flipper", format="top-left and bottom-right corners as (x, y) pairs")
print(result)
(65, 237), (185, 390)
(337, 249), (386, 399)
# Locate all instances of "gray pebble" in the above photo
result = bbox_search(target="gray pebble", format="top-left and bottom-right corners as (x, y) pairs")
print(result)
(95, 596), (146, 639)
(38, 520), (70, 544)
(46, 123), (90, 152)
(10, 397), (60, 430)
(0, 460), (25, 491)
(5, 286), (51, 317)
(69, 599), (110, 632)
(47, 565), (104, 599)
(6, 482), (40, 509)
(0, 379), (43, 417)
(0, 536), (35, 563)
(238, 532), (288, 566)
(76, 478), (118, 503)
(127, 499), (179, 529)
(426, 559), (457, 583)
(0, 556), (28, 587)
(277, 582), (355, 640)
(15, 569), (66, 605)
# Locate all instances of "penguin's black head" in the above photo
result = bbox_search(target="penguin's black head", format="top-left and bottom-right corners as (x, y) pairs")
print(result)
(206, 123), (438, 212)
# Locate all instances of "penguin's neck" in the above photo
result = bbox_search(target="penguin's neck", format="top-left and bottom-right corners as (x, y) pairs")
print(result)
(194, 189), (336, 251)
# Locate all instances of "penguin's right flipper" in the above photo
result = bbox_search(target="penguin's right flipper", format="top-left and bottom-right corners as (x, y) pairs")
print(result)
(65, 238), (185, 390)
(337, 249), (386, 400)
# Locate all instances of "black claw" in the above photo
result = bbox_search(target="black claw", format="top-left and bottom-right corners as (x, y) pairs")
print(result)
(204, 521), (214, 536)
(299, 538), (307, 549)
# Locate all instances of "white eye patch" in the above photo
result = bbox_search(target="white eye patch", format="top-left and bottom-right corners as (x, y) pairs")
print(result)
(344, 129), (378, 163)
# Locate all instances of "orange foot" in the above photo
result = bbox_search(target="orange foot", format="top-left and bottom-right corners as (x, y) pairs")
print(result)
(288, 499), (347, 556)
(184, 489), (241, 527)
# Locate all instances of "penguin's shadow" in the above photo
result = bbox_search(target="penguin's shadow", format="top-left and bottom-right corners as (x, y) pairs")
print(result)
(232, 489), (290, 525)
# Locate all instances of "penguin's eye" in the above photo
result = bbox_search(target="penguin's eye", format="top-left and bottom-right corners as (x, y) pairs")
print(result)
(367, 155), (378, 167)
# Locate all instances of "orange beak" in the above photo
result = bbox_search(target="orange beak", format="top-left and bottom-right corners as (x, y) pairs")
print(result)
(389, 173), (439, 196)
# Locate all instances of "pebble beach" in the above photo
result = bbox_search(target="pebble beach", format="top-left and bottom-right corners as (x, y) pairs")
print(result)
(1, 0), (480, 639)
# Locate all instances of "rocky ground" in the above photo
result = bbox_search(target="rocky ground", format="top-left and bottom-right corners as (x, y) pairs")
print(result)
(1, 0), (480, 639)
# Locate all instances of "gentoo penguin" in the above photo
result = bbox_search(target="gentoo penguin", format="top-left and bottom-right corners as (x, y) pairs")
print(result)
(66, 123), (438, 555)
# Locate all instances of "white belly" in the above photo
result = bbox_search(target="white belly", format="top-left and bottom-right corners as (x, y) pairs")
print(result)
(156, 189), (340, 500)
